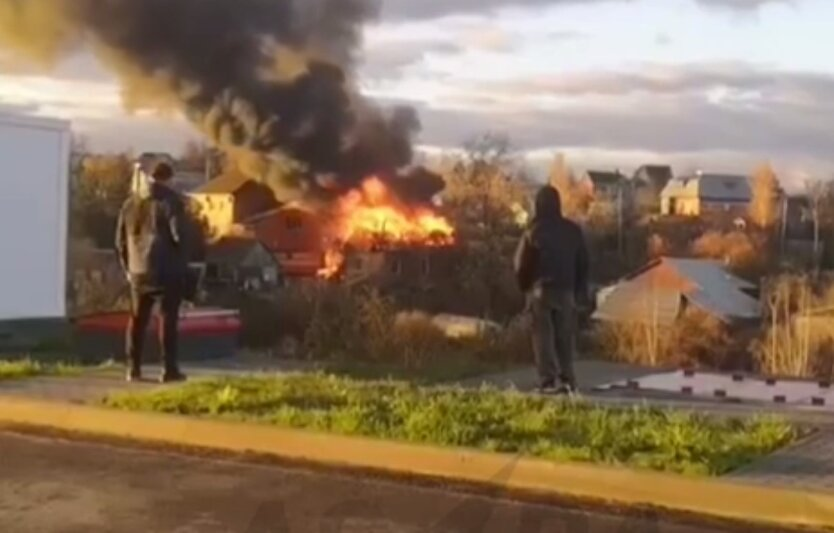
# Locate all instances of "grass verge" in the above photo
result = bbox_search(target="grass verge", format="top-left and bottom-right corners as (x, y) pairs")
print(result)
(103, 373), (798, 476)
(0, 359), (82, 381)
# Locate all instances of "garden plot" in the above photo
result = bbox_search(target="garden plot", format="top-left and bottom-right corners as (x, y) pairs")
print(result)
(595, 370), (834, 409)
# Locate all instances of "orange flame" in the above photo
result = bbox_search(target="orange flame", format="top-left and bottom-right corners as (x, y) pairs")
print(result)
(317, 177), (455, 279)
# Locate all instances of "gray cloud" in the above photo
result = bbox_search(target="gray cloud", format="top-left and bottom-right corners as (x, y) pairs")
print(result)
(474, 63), (834, 107)
(381, 64), (834, 173)
(360, 38), (462, 77)
(379, 0), (787, 21)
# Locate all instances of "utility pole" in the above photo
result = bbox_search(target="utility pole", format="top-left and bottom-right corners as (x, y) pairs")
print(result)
(780, 194), (788, 260)
(617, 183), (624, 260)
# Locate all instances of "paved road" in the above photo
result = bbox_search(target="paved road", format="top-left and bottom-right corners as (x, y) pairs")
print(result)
(0, 431), (807, 533)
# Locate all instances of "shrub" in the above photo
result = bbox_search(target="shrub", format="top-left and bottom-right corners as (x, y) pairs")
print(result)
(752, 275), (834, 379)
(594, 308), (737, 369)
(691, 230), (768, 277)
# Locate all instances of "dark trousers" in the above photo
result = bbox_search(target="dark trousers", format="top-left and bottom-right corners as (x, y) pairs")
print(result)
(126, 286), (182, 372)
(529, 288), (577, 387)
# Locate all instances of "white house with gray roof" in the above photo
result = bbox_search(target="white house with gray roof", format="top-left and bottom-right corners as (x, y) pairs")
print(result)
(660, 172), (752, 217)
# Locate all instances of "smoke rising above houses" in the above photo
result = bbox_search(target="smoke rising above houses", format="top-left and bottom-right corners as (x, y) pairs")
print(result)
(0, 0), (441, 201)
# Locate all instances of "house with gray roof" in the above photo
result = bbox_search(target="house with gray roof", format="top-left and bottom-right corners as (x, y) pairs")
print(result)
(633, 165), (673, 212)
(660, 172), (752, 217)
(582, 169), (633, 217)
(593, 257), (761, 326)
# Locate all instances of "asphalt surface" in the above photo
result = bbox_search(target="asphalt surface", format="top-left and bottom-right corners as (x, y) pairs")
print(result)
(0, 430), (811, 533)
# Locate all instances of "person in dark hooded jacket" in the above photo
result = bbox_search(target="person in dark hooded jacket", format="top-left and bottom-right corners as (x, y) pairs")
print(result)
(514, 186), (589, 394)
(115, 162), (189, 384)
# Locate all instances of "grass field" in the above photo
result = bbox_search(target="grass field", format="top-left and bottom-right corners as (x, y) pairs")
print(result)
(103, 373), (798, 476)
(0, 359), (81, 381)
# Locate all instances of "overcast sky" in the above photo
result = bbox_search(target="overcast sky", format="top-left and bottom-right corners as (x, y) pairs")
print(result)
(1, 0), (832, 187)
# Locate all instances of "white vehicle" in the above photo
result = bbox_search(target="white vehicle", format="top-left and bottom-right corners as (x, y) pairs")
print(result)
(0, 112), (71, 326)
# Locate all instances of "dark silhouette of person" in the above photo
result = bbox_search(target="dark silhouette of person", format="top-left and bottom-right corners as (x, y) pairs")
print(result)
(514, 186), (589, 395)
(116, 161), (189, 383)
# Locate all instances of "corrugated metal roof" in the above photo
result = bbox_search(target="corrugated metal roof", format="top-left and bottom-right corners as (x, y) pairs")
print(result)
(661, 174), (751, 202)
(592, 257), (760, 324)
(593, 282), (681, 326)
(665, 258), (756, 290)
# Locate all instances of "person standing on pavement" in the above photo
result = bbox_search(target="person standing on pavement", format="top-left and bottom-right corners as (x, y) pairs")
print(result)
(116, 161), (189, 383)
(514, 186), (590, 395)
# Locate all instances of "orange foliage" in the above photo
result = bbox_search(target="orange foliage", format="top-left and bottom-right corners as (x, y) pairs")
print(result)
(691, 230), (759, 271)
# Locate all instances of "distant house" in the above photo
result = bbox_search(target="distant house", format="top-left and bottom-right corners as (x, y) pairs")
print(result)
(203, 236), (281, 293)
(593, 257), (761, 326)
(247, 204), (326, 279)
(582, 169), (632, 216)
(170, 171), (208, 194)
(633, 165), (673, 212)
(660, 172), (751, 217)
(342, 247), (461, 289)
(189, 173), (279, 240)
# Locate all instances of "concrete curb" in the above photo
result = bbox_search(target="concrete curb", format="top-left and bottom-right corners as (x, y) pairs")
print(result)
(0, 395), (832, 531)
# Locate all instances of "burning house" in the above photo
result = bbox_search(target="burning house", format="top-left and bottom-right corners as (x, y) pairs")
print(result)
(247, 204), (326, 279)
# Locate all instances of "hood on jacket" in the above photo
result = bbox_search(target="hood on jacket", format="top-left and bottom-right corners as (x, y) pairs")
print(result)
(533, 186), (563, 223)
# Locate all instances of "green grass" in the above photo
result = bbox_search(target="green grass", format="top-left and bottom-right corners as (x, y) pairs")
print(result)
(0, 359), (82, 381)
(103, 373), (798, 476)
(319, 359), (518, 385)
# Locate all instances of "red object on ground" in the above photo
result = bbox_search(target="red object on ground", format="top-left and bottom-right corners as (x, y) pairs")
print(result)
(74, 308), (241, 363)
(76, 309), (240, 334)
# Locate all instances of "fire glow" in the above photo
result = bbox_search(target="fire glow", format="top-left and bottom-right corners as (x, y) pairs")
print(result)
(317, 177), (455, 279)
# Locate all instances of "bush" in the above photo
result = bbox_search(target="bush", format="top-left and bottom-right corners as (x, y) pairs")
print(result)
(594, 308), (739, 369)
(752, 275), (834, 379)
(233, 281), (530, 377)
(691, 230), (769, 277)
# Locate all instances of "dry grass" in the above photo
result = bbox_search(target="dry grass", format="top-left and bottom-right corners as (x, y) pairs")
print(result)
(238, 283), (528, 379)
(752, 275), (834, 379)
(594, 308), (737, 369)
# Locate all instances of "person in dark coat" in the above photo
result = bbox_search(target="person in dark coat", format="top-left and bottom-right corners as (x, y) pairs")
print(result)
(115, 162), (189, 383)
(514, 186), (590, 394)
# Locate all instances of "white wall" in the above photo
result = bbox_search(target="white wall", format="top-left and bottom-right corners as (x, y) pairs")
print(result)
(0, 114), (70, 320)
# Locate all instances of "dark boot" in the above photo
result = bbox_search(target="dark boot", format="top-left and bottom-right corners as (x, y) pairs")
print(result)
(535, 378), (558, 394)
(159, 368), (187, 384)
(126, 366), (142, 383)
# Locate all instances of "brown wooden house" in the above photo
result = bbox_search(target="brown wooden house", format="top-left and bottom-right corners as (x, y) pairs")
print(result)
(247, 205), (326, 278)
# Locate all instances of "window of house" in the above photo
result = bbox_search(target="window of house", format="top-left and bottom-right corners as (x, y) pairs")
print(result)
(390, 258), (402, 275)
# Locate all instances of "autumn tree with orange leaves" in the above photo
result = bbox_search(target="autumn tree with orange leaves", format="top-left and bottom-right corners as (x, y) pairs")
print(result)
(548, 153), (592, 219)
(749, 163), (780, 228)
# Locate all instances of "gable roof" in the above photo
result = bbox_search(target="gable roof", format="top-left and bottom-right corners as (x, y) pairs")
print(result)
(662, 173), (751, 202)
(206, 236), (269, 264)
(593, 257), (760, 324)
(586, 170), (626, 187)
(635, 165), (673, 191)
(193, 172), (250, 195)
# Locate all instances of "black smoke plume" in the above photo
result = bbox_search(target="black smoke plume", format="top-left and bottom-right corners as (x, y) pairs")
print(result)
(0, 0), (442, 202)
